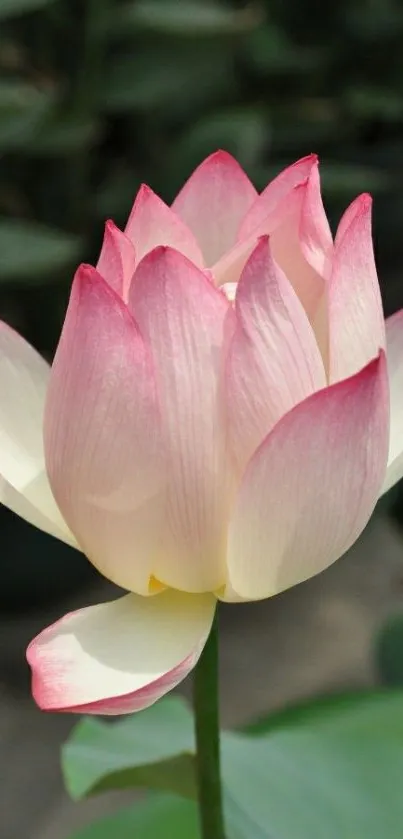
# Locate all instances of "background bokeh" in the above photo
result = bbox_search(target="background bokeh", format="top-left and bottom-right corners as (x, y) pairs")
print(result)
(1, 2), (403, 837)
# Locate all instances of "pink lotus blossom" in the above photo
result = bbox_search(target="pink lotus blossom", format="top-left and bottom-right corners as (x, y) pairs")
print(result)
(1, 152), (401, 714)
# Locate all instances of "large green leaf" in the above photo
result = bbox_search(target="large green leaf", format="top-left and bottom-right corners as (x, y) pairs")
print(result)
(64, 691), (403, 839)
(28, 114), (99, 156)
(376, 614), (403, 687)
(245, 688), (403, 734)
(0, 221), (81, 282)
(115, 0), (258, 37)
(169, 107), (269, 176)
(0, 0), (57, 19)
(100, 44), (235, 116)
(0, 80), (53, 151)
(62, 695), (196, 801)
(66, 793), (200, 839)
(222, 690), (403, 839)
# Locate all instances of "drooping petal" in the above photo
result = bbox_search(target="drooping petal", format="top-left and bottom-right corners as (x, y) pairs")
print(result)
(226, 238), (326, 471)
(125, 184), (203, 268)
(130, 247), (235, 593)
(381, 309), (403, 494)
(328, 195), (385, 383)
(96, 220), (136, 300)
(27, 590), (216, 714)
(226, 354), (389, 601)
(0, 322), (76, 545)
(44, 265), (164, 595)
(172, 150), (257, 266)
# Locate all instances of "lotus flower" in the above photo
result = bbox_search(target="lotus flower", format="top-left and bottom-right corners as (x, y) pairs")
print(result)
(2, 152), (402, 714)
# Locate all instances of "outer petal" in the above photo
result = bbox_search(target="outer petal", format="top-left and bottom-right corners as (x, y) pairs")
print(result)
(172, 150), (257, 266)
(226, 354), (389, 601)
(226, 237), (326, 471)
(329, 195), (385, 383)
(27, 590), (216, 714)
(381, 310), (403, 494)
(96, 220), (136, 300)
(130, 247), (235, 593)
(0, 322), (76, 545)
(44, 265), (164, 595)
(125, 184), (203, 268)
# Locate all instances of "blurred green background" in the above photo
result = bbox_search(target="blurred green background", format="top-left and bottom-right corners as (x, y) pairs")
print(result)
(2, 0), (403, 609)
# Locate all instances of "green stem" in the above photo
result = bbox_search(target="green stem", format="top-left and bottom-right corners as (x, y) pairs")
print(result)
(193, 610), (226, 839)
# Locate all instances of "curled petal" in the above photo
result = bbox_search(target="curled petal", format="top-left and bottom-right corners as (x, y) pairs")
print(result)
(213, 155), (317, 289)
(27, 590), (216, 714)
(227, 237), (326, 470)
(298, 161), (333, 277)
(172, 150), (257, 266)
(214, 156), (331, 356)
(125, 184), (203, 268)
(96, 220), (136, 300)
(329, 195), (385, 383)
(0, 322), (75, 545)
(130, 247), (235, 593)
(238, 154), (321, 239)
(226, 354), (389, 601)
(382, 309), (403, 494)
(44, 265), (164, 595)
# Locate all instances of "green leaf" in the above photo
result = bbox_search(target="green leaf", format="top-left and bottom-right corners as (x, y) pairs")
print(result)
(66, 793), (200, 839)
(222, 690), (403, 839)
(62, 695), (196, 801)
(0, 0), (57, 20)
(115, 0), (259, 37)
(320, 162), (393, 195)
(28, 114), (100, 156)
(376, 614), (403, 687)
(0, 220), (81, 282)
(95, 167), (140, 222)
(244, 24), (320, 75)
(169, 107), (269, 175)
(0, 80), (53, 151)
(244, 689), (403, 734)
(344, 86), (403, 121)
(100, 44), (235, 115)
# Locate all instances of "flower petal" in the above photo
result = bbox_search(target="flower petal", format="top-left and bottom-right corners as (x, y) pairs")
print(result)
(44, 265), (164, 595)
(172, 150), (257, 266)
(242, 159), (332, 334)
(27, 590), (216, 714)
(329, 194), (385, 383)
(226, 237), (326, 471)
(130, 247), (235, 593)
(125, 184), (203, 268)
(381, 309), (403, 494)
(238, 154), (321, 241)
(226, 353), (389, 600)
(96, 220), (136, 300)
(212, 156), (319, 289)
(0, 322), (75, 545)
(213, 156), (332, 347)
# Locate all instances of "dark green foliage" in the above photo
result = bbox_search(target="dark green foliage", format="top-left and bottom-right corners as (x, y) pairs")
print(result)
(376, 612), (403, 687)
(1, 0), (403, 356)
